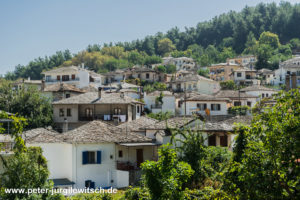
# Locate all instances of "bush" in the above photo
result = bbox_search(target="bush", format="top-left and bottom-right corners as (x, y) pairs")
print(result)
(228, 106), (249, 115)
(122, 187), (150, 200)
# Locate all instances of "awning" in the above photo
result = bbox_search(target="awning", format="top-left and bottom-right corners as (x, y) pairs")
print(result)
(118, 142), (161, 147)
(50, 178), (75, 186)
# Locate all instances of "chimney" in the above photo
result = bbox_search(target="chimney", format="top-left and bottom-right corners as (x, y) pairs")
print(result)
(81, 63), (85, 69)
(98, 87), (102, 99)
(63, 118), (68, 133)
(291, 72), (297, 89)
(28, 77), (30, 81)
(285, 74), (290, 91)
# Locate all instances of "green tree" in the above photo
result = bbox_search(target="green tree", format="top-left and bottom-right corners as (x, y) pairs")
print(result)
(258, 31), (280, 49)
(224, 89), (300, 199)
(156, 65), (166, 73)
(0, 80), (53, 129)
(141, 144), (194, 200)
(220, 80), (236, 90)
(157, 38), (176, 56)
(165, 64), (176, 74)
(197, 68), (210, 78)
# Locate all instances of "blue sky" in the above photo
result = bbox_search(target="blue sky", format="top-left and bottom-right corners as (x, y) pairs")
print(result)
(0, 0), (298, 76)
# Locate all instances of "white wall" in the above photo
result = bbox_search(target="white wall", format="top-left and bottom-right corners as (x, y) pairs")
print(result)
(245, 91), (277, 101)
(144, 95), (175, 114)
(73, 143), (117, 189)
(28, 143), (73, 181)
(182, 101), (228, 116)
(78, 70), (90, 88)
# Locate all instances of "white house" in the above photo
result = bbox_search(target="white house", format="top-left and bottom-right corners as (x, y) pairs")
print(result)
(214, 90), (257, 108)
(144, 91), (176, 114)
(169, 74), (220, 95)
(52, 89), (144, 132)
(24, 121), (159, 189)
(42, 65), (104, 89)
(274, 56), (300, 87)
(240, 85), (278, 101)
(233, 68), (260, 85)
(163, 57), (197, 71)
(180, 93), (231, 116)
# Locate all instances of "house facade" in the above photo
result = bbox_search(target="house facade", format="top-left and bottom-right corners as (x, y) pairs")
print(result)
(214, 90), (257, 108)
(274, 57), (300, 87)
(233, 68), (260, 85)
(25, 121), (158, 189)
(123, 66), (165, 83)
(52, 90), (144, 132)
(144, 91), (176, 114)
(42, 65), (103, 89)
(209, 63), (241, 81)
(240, 85), (278, 101)
(163, 56), (196, 71)
(169, 75), (220, 95)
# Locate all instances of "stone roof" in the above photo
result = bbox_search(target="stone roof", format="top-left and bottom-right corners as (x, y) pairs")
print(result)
(43, 83), (86, 93)
(202, 115), (252, 131)
(52, 92), (142, 105)
(145, 117), (195, 130)
(234, 67), (256, 72)
(147, 91), (173, 96)
(170, 74), (214, 83)
(42, 66), (86, 74)
(61, 120), (152, 143)
(24, 128), (62, 144)
(240, 85), (277, 92)
(214, 90), (257, 99)
(186, 93), (231, 102)
(280, 56), (300, 68)
(117, 116), (158, 132)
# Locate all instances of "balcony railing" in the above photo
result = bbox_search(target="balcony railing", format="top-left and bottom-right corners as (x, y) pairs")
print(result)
(79, 114), (127, 122)
(45, 78), (80, 83)
(116, 161), (137, 171)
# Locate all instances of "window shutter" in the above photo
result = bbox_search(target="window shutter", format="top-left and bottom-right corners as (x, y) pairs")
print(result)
(57, 75), (60, 80)
(90, 181), (95, 189)
(97, 151), (102, 164)
(82, 151), (88, 165)
(217, 104), (221, 111)
(204, 104), (207, 109)
(211, 104), (214, 110)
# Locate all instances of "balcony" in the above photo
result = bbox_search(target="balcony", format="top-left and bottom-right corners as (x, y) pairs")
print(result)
(45, 77), (80, 83)
(116, 161), (137, 171)
(79, 114), (127, 122)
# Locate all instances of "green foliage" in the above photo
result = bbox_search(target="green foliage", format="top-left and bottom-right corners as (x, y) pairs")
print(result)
(156, 65), (166, 73)
(220, 80), (236, 90)
(165, 64), (176, 74)
(143, 82), (167, 93)
(141, 144), (194, 200)
(147, 111), (173, 121)
(259, 31), (280, 49)
(143, 55), (162, 66)
(70, 192), (113, 200)
(0, 79), (53, 129)
(224, 89), (300, 199)
(157, 38), (176, 56)
(155, 92), (164, 106)
(122, 187), (150, 200)
(184, 187), (234, 200)
(172, 128), (232, 188)
(197, 68), (209, 78)
(228, 106), (249, 115)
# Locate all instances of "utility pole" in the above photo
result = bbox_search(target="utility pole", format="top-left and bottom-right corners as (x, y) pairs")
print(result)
(184, 83), (187, 116)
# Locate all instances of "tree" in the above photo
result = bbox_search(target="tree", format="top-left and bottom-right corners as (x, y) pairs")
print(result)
(220, 80), (236, 90)
(255, 44), (273, 70)
(224, 89), (300, 199)
(141, 144), (194, 200)
(197, 68), (210, 78)
(258, 31), (280, 49)
(0, 80), (53, 129)
(165, 64), (176, 74)
(157, 38), (176, 56)
(156, 65), (166, 73)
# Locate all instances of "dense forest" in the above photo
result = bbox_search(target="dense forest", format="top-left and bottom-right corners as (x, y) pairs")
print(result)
(4, 1), (300, 80)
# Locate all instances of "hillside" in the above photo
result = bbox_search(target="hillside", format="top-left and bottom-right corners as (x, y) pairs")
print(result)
(5, 1), (300, 80)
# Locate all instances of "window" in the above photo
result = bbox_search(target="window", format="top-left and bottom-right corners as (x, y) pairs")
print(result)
(178, 101), (182, 108)
(62, 75), (69, 81)
(71, 74), (75, 80)
(85, 108), (93, 117)
(237, 72), (242, 77)
(137, 105), (140, 113)
(59, 108), (64, 117)
(46, 75), (51, 82)
(57, 75), (61, 81)
(146, 73), (150, 79)
(211, 104), (221, 111)
(208, 135), (216, 146)
(67, 108), (71, 117)
(66, 93), (71, 98)
(196, 103), (207, 111)
(118, 150), (123, 158)
(266, 93), (269, 97)
(85, 180), (95, 189)
(234, 101), (241, 106)
(247, 101), (252, 107)
(193, 84), (196, 88)
(246, 75), (251, 79)
(114, 108), (121, 115)
(82, 151), (101, 165)
(262, 93), (265, 98)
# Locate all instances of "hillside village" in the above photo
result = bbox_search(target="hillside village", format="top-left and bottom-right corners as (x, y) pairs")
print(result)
(1, 53), (299, 191)
(0, 1), (299, 199)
